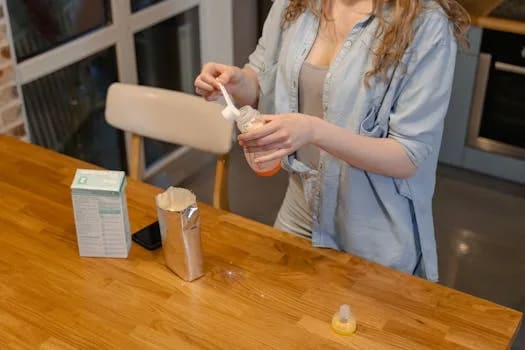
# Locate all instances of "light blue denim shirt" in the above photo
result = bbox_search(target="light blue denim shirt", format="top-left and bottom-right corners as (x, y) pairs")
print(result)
(247, 0), (457, 281)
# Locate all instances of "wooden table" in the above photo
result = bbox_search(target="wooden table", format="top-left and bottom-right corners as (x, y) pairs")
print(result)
(0, 135), (521, 349)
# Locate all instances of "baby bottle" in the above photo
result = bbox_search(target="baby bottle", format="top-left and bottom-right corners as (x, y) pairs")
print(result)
(235, 106), (281, 176)
(219, 83), (281, 176)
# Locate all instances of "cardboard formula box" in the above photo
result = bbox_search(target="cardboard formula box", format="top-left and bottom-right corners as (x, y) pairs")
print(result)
(71, 169), (131, 258)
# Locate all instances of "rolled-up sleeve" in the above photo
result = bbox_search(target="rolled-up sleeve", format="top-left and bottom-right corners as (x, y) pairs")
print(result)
(388, 17), (457, 168)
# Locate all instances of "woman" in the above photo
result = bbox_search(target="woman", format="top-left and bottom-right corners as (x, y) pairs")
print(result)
(195, 0), (469, 281)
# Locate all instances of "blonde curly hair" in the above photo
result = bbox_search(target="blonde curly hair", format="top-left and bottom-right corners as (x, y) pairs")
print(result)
(283, 0), (470, 82)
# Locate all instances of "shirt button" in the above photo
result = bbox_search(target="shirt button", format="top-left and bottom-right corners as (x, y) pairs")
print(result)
(344, 40), (353, 48)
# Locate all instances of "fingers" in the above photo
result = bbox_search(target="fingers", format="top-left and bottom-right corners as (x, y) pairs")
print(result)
(203, 62), (238, 86)
(195, 62), (242, 100)
(195, 75), (216, 98)
(217, 70), (233, 85)
(242, 131), (283, 146)
(245, 141), (283, 153)
(194, 62), (226, 96)
(195, 85), (212, 98)
(212, 62), (233, 75)
(243, 130), (290, 149)
(214, 63), (242, 83)
(195, 77), (214, 92)
(195, 83), (221, 100)
(238, 120), (281, 142)
(199, 72), (221, 90)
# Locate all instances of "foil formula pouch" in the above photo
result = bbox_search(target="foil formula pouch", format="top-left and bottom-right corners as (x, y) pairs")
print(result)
(156, 187), (203, 282)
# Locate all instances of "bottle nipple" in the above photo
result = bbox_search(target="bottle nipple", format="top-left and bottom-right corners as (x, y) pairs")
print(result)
(331, 304), (356, 336)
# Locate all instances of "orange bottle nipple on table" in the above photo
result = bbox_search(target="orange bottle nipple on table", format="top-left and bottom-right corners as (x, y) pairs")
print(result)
(331, 304), (357, 336)
(218, 82), (281, 177)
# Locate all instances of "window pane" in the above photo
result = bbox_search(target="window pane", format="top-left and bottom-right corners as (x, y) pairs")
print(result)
(134, 6), (201, 166)
(131, 0), (166, 13)
(22, 47), (126, 171)
(6, 0), (112, 61)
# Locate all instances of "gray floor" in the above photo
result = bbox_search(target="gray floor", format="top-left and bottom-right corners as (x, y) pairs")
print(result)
(150, 143), (525, 349)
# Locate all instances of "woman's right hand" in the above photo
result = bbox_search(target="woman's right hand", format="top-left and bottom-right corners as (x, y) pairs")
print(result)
(195, 62), (259, 107)
(194, 62), (244, 101)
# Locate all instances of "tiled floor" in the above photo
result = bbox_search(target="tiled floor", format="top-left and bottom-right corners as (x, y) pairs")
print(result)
(150, 143), (525, 349)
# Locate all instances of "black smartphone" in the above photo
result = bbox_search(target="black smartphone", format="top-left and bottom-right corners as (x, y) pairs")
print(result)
(132, 221), (162, 250)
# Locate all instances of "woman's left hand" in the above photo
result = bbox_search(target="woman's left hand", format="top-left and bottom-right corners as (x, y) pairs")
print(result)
(238, 113), (316, 163)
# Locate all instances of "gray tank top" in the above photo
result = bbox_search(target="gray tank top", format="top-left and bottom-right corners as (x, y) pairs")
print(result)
(274, 62), (327, 238)
(296, 62), (328, 167)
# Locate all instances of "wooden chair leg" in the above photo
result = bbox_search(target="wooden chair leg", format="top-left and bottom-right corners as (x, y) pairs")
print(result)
(213, 153), (230, 211)
(129, 133), (143, 181)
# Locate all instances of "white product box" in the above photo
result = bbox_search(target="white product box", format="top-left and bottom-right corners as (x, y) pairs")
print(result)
(71, 169), (131, 258)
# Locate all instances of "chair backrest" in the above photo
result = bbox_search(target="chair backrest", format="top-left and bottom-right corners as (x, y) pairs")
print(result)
(105, 83), (233, 210)
(106, 83), (233, 154)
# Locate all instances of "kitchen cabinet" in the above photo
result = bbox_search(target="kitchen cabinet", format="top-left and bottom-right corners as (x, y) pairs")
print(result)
(439, 26), (525, 184)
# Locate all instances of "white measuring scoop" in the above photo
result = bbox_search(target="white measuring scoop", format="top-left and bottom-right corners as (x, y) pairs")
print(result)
(217, 82), (240, 122)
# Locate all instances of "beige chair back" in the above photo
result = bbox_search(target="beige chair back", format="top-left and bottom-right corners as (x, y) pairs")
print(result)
(105, 83), (233, 210)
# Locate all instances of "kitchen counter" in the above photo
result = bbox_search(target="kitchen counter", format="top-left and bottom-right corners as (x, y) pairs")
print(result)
(458, 0), (525, 35)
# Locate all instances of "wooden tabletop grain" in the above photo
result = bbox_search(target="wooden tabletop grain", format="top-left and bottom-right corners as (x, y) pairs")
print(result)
(0, 135), (521, 349)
